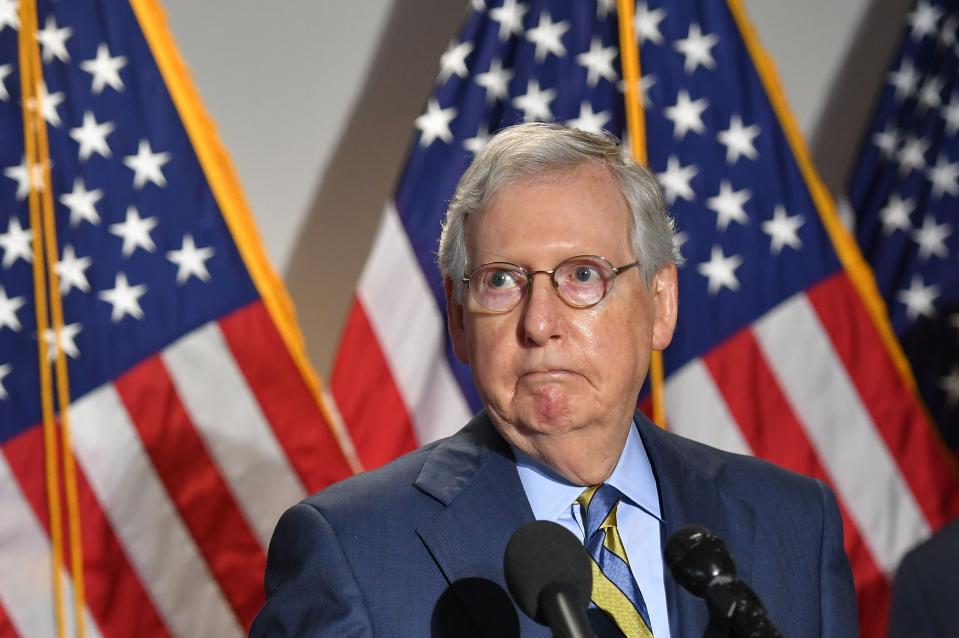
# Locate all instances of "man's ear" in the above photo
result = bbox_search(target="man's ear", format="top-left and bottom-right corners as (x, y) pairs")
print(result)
(651, 264), (678, 352)
(445, 278), (470, 363)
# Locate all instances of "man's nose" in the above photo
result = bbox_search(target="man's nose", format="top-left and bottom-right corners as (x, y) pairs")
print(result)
(520, 272), (563, 345)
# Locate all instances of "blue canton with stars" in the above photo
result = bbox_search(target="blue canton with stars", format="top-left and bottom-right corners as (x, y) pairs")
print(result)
(392, 0), (840, 412)
(0, 0), (258, 445)
(848, 0), (959, 450)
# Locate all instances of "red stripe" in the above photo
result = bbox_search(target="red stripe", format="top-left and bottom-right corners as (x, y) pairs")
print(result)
(219, 300), (353, 491)
(704, 327), (891, 638)
(0, 600), (19, 638)
(331, 297), (418, 470)
(114, 355), (266, 629)
(808, 272), (959, 527)
(2, 425), (170, 638)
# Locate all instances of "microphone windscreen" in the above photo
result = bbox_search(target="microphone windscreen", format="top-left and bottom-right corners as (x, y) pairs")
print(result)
(664, 524), (737, 597)
(503, 520), (592, 623)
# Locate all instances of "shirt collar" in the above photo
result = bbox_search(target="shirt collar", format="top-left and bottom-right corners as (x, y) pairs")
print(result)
(512, 420), (662, 523)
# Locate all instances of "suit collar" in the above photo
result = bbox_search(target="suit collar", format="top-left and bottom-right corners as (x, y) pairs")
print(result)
(413, 412), (545, 636)
(636, 413), (757, 637)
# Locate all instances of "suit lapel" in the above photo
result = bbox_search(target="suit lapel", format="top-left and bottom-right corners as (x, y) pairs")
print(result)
(637, 415), (757, 638)
(413, 413), (547, 637)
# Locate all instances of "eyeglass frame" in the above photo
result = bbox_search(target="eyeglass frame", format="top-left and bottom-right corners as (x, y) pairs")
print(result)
(460, 254), (640, 313)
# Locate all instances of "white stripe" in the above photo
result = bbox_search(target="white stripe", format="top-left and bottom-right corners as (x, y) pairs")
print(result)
(162, 322), (306, 548)
(0, 452), (102, 638)
(358, 203), (473, 444)
(664, 358), (752, 456)
(70, 385), (243, 638)
(753, 292), (930, 574)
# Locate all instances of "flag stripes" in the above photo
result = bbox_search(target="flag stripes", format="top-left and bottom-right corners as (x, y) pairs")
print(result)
(161, 323), (306, 549)
(70, 385), (244, 638)
(807, 276), (959, 527)
(665, 359), (752, 456)
(113, 357), (266, 628)
(4, 427), (170, 638)
(0, 453), (100, 638)
(218, 302), (355, 493)
(0, 303), (332, 636)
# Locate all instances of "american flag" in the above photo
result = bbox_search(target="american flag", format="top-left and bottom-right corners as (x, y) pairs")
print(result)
(848, 0), (959, 459)
(330, 0), (959, 635)
(0, 0), (355, 636)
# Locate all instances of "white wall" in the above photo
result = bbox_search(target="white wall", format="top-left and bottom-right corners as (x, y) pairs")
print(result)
(162, 0), (911, 375)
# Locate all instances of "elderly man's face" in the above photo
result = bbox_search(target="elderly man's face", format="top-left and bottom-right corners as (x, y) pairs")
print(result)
(447, 162), (677, 484)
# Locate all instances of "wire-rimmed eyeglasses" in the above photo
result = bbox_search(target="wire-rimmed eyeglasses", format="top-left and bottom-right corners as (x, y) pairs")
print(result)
(461, 255), (639, 313)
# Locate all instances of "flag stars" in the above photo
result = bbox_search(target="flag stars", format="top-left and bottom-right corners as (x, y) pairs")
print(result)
(0, 285), (25, 332)
(912, 215), (952, 260)
(42, 323), (82, 360)
(595, 0), (615, 19)
(32, 81), (65, 127)
(3, 156), (45, 200)
(0, 0), (18, 33)
(717, 115), (760, 164)
(674, 23), (718, 74)
(56, 245), (92, 295)
(80, 43), (127, 94)
(657, 155), (698, 203)
(123, 139), (172, 189)
(895, 134), (929, 175)
(70, 111), (114, 162)
(927, 155), (959, 198)
(942, 93), (959, 135)
(889, 59), (919, 101)
(576, 37), (618, 87)
(0, 217), (33, 268)
(512, 78), (556, 121)
(110, 206), (158, 256)
(897, 275), (939, 321)
(526, 12), (568, 62)
(664, 89), (708, 139)
(698, 246), (742, 295)
(872, 124), (899, 159)
(706, 180), (750, 230)
(167, 234), (215, 284)
(907, 0), (943, 41)
(0, 363), (10, 400)
(762, 206), (805, 254)
(490, 0), (527, 42)
(634, 2), (666, 45)
(879, 193), (914, 235)
(464, 125), (490, 156)
(37, 15), (72, 63)
(475, 58), (512, 104)
(0, 63), (11, 101)
(437, 40), (473, 84)
(99, 273), (147, 322)
(941, 366), (959, 406)
(415, 98), (457, 146)
(916, 75), (944, 113)
(567, 101), (611, 134)
(59, 177), (103, 227)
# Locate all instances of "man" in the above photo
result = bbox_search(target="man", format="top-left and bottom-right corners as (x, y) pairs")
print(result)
(251, 123), (858, 637)
(886, 518), (959, 637)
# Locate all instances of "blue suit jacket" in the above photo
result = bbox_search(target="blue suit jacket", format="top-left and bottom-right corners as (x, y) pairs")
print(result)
(251, 412), (859, 637)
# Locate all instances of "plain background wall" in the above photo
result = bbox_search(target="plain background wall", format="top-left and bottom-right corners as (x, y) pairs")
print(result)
(162, 0), (914, 376)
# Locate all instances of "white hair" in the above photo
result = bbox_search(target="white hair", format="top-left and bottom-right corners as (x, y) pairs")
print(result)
(437, 122), (679, 299)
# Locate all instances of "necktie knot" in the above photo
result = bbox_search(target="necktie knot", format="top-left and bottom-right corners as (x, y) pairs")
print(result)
(577, 483), (624, 540)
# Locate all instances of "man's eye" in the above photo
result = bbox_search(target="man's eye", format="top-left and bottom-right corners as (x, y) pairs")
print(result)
(573, 266), (600, 283)
(489, 270), (518, 288)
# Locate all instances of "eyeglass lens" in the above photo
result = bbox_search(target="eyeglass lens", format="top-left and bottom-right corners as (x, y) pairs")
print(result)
(467, 256), (616, 312)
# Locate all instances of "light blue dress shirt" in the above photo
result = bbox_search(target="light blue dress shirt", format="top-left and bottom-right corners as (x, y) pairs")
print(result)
(512, 422), (671, 638)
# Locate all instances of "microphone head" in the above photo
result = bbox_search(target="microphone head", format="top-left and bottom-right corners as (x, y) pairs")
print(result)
(664, 524), (737, 597)
(503, 520), (592, 624)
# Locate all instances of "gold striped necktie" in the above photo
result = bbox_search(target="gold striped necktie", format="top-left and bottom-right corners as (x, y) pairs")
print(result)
(577, 484), (654, 638)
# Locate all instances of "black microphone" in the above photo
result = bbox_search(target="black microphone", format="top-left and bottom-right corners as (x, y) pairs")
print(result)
(504, 520), (595, 638)
(665, 525), (784, 638)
